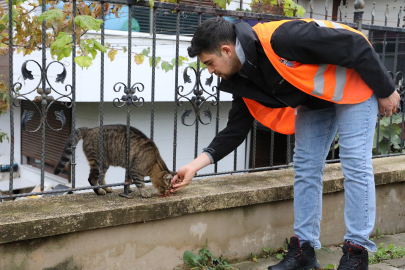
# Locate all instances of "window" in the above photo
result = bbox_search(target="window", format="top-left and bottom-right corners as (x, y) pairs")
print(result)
(105, 1), (217, 35)
(21, 101), (72, 181)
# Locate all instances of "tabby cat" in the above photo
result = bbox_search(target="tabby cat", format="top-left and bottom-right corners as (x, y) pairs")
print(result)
(54, 125), (174, 197)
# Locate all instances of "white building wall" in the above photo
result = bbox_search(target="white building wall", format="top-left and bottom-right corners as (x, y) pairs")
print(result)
(12, 31), (233, 103)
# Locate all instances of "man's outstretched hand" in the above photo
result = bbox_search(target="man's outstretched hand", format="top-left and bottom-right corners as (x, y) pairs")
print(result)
(170, 152), (212, 193)
(378, 90), (401, 117)
(170, 165), (197, 193)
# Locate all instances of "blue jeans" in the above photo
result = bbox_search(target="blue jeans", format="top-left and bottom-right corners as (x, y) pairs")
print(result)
(293, 94), (378, 252)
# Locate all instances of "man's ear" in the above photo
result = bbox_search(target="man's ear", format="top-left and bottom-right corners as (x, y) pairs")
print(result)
(221, 45), (233, 58)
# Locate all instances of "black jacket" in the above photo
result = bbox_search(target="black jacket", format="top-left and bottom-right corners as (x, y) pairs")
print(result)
(203, 20), (395, 163)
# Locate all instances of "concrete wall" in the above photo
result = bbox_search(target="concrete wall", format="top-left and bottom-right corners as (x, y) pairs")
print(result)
(0, 184), (403, 270)
(0, 156), (404, 270)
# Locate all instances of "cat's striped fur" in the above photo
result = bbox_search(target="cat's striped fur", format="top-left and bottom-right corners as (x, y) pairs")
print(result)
(54, 125), (174, 197)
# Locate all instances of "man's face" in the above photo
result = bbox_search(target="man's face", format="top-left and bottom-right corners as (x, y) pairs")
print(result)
(199, 45), (241, 80)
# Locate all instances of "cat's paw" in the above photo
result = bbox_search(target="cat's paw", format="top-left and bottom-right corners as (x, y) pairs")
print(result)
(139, 188), (151, 198)
(104, 187), (113, 193)
(95, 188), (106, 195)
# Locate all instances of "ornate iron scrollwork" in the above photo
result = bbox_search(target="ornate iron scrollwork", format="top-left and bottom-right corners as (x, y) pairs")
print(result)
(177, 66), (218, 126)
(18, 60), (73, 132)
(113, 82), (145, 108)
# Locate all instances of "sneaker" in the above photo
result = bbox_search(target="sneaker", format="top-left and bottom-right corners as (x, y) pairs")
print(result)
(337, 242), (368, 270)
(267, 236), (320, 270)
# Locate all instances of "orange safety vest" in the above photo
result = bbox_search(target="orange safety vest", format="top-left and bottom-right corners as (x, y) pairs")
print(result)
(244, 19), (374, 135)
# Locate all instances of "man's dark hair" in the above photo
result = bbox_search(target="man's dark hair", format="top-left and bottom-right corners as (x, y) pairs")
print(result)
(188, 17), (236, 58)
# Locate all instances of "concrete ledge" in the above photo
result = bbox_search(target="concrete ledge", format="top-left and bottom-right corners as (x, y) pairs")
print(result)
(1, 156), (405, 245)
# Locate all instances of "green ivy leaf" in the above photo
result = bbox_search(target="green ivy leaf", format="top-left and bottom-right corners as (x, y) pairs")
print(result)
(74, 15), (103, 31)
(214, 0), (231, 9)
(296, 5), (305, 17)
(188, 62), (197, 71)
(379, 115), (400, 127)
(142, 47), (150, 57)
(92, 39), (107, 53)
(283, 0), (296, 17)
(149, 0), (154, 9)
(183, 251), (199, 267)
(74, 56), (93, 70)
(276, 253), (284, 260)
(0, 24), (6, 31)
(37, 9), (63, 23)
(171, 57), (184, 67)
(171, 56), (188, 67)
(149, 56), (161, 67)
(51, 32), (72, 60)
(0, 131), (9, 143)
(57, 47), (72, 61)
(179, 56), (189, 62)
(89, 47), (97, 59)
(161, 62), (173, 73)
(80, 39), (88, 54)
(378, 140), (389, 155)
(378, 124), (402, 141)
(392, 134), (402, 149)
(0, 7), (19, 26)
(5, 0), (28, 5)
(51, 32), (72, 51)
(188, 61), (206, 71)
(123, 46), (127, 53)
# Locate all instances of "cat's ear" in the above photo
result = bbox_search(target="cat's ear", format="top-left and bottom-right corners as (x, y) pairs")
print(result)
(169, 170), (176, 176)
(163, 173), (173, 182)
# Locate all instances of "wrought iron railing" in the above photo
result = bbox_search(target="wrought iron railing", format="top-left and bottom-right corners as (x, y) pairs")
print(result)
(2, 0), (405, 200)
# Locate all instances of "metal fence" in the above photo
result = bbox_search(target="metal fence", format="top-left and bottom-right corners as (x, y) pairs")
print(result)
(2, 0), (405, 200)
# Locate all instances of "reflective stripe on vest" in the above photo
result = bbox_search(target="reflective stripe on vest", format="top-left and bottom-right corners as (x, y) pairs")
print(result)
(311, 19), (347, 102)
(313, 64), (347, 102)
(242, 19), (374, 134)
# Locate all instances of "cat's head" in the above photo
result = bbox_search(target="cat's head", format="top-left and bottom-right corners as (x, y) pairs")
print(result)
(155, 171), (176, 196)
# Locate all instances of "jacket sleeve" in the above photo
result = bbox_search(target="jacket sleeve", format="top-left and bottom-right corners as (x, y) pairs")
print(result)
(271, 20), (395, 98)
(203, 95), (254, 163)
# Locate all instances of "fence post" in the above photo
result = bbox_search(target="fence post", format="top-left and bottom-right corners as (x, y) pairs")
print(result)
(310, 0), (314, 19)
(353, 0), (365, 31)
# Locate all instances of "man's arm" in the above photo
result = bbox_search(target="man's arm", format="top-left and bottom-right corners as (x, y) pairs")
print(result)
(171, 95), (254, 192)
(203, 95), (255, 163)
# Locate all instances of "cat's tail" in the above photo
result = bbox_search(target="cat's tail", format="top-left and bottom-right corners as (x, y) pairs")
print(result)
(54, 127), (89, 175)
